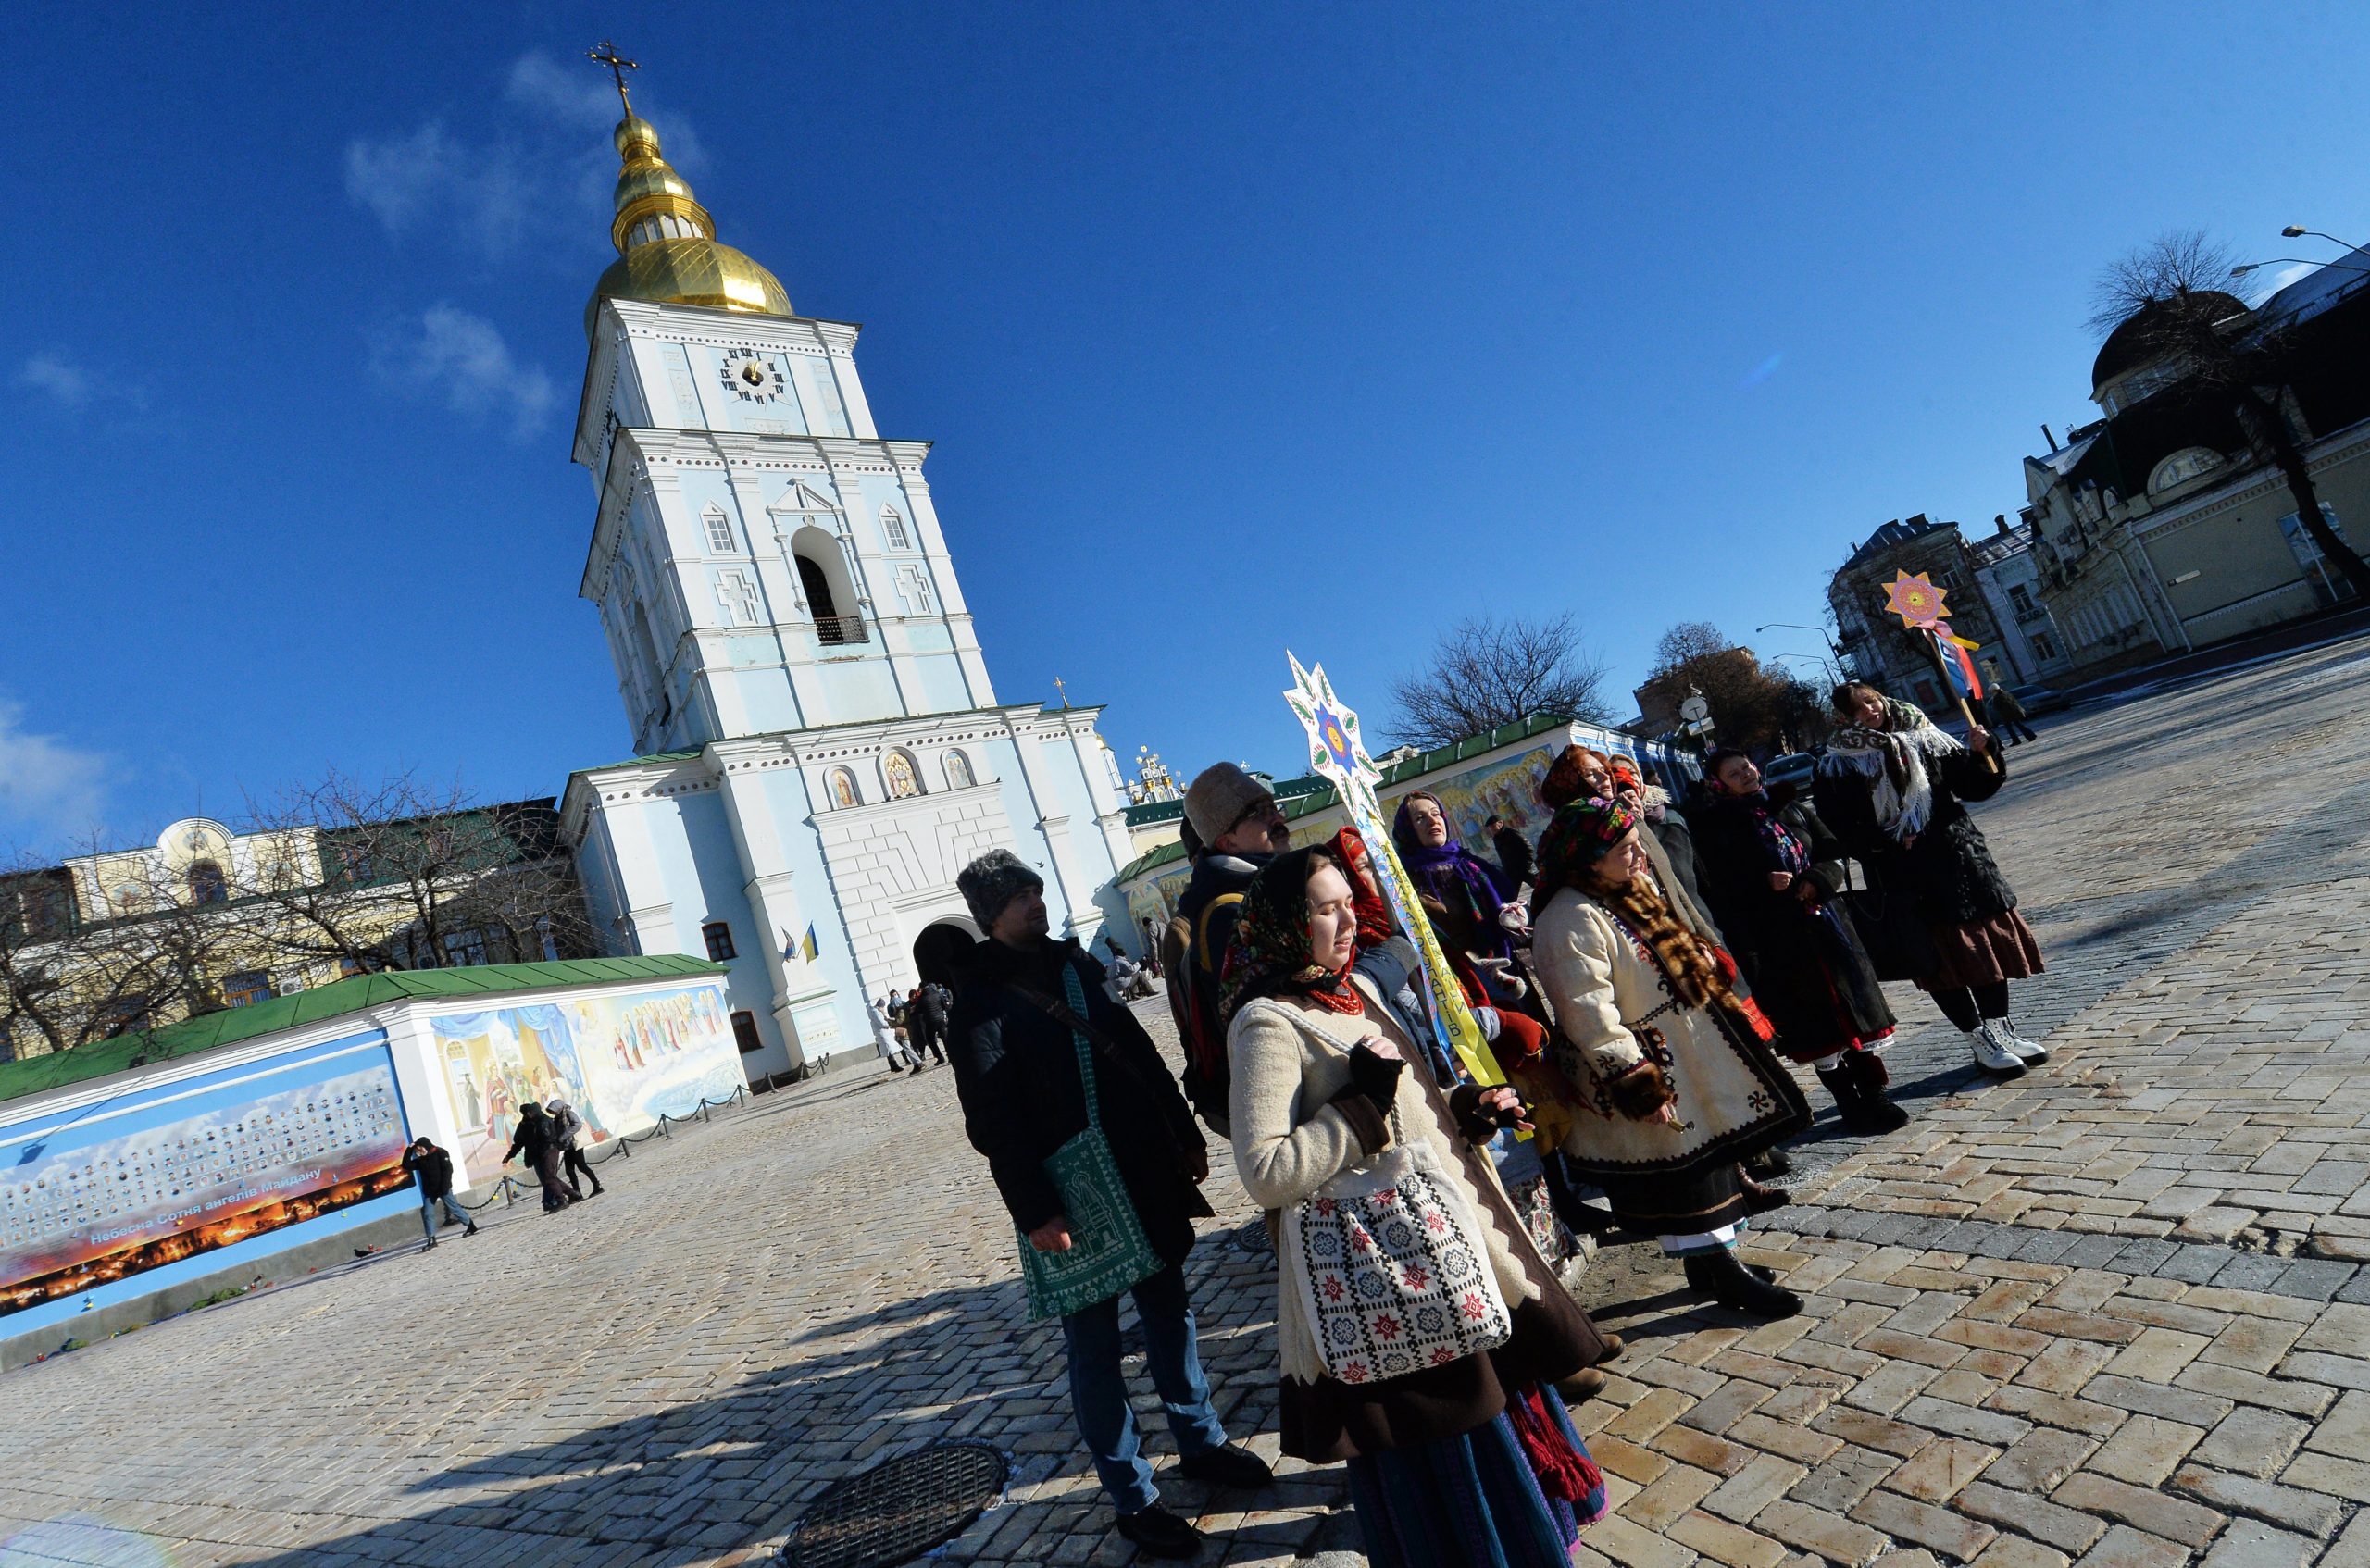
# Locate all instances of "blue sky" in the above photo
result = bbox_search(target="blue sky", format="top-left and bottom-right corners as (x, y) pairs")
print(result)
(6, 4), (2365, 853)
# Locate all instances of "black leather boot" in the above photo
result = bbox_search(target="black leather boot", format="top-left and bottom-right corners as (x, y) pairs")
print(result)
(1683, 1248), (1802, 1318)
(1818, 1049), (1910, 1135)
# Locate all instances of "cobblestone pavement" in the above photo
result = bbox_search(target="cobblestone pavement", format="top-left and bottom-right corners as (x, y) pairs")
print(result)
(4, 637), (2370, 1568)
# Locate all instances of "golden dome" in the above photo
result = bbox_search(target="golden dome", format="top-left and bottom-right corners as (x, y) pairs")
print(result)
(585, 112), (792, 337)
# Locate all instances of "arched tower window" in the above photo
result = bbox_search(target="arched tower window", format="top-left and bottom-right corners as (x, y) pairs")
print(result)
(879, 505), (911, 551)
(795, 556), (839, 619)
(884, 751), (922, 800)
(188, 861), (228, 905)
(944, 750), (976, 790)
(829, 768), (862, 809)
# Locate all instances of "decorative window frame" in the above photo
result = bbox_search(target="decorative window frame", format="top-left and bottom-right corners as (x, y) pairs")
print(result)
(943, 749), (977, 790)
(883, 750), (924, 800)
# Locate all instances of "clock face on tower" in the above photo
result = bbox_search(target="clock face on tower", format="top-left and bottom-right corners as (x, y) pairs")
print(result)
(718, 348), (784, 404)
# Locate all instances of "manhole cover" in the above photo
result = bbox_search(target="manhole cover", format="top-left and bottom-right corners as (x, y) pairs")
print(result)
(1229, 1218), (1276, 1258)
(782, 1441), (1008, 1568)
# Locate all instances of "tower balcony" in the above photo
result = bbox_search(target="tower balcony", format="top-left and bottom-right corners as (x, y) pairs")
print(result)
(815, 614), (870, 647)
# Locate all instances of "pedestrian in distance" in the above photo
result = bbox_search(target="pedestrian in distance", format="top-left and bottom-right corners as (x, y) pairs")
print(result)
(402, 1137), (477, 1247)
(1138, 915), (1164, 977)
(546, 1097), (605, 1198)
(1529, 800), (1814, 1318)
(947, 849), (1272, 1560)
(1692, 751), (1908, 1135)
(1813, 683), (2050, 1078)
(1488, 812), (1535, 893)
(906, 983), (950, 1065)
(504, 1102), (577, 1213)
(869, 995), (924, 1075)
(1223, 845), (1612, 1565)
(1983, 664), (2040, 745)
(1169, 763), (1292, 1133)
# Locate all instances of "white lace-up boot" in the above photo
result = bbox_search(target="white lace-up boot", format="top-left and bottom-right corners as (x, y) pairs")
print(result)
(1990, 1018), (2050, 1064)
(1968, 1022), (2027, 1076)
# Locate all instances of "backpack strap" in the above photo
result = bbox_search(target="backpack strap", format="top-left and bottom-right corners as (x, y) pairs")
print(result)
(1193, 891), (1245, 974)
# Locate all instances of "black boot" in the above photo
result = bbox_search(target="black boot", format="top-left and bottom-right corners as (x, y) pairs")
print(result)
(1744, 1145), (1791, 1178)
(1819, 1049), (1911, 1135)
(1683, 1248), (1802, 1319)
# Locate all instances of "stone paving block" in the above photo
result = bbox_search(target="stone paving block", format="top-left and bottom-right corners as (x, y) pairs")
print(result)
(1626, 1466), (1725, 1532)
(2309, 1390), (2370, 1457)
(1726, 1415), (1843, 1468)
(1985, 1424), (2107, 1494)
(1785, 1448), (1898, 1515)
(2053, 1471), (2227, 1546)
(2101, 1328), (2211, 1384)
(1589, 1512), (1704, 1568)
(2278, 1351), (2370, 1391)
(2179, 1363), (2334, 1419)
(1884, 1437), (1999, 1503)
(1847, 1487), (1995, 1561)
(1665, 1510), (1788, 1568)
(2081, 1374), (2235, 1428)
(2196, 1521), (2316, 1568)
(1954, 1478), (2107, 1555)
(2152, 1246), (2240, 1285)
(1807, 1408), (1936, 1460)
(2264, 1259), (2356, 1301)
(1896, 1396), (2032, 1447)
(2167, 1467), (2349, 1539)
(1747, 1500), (1890, 1567)
(1703, 1455), (1809, 1524)
(2322, 1511), (2370, 1568)
(2017, 1339), (2118, 1396)
(2072, 1524), (2193, 1568)
(2278, 1450), (2370, 1503)
(1970, 1537), (2072, 1568)
(2190, 1405), (2312, 1479)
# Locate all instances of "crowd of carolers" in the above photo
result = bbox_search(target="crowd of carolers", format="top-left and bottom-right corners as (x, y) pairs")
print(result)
(934, 678), (2047, 1564)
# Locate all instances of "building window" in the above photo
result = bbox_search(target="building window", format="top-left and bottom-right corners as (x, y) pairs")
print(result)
(703, 920), (737, 961)
(188, 860), (228, 905)
(101, 997), (155, 1038)
(2008, 584), (2035, 616)
(339, 954), (368, 978)
(944, 750), (976, 790)
(704, 507), (738, 554)
(880, 504), (911, 550)
(730, 1010), (765, 1054)
(222, 970), (272, 1008)
(2032, 632), (2058, 660)
(884, 751), (922, 800)
(443, 928), (489, 967)
(830, 768), (862, 809)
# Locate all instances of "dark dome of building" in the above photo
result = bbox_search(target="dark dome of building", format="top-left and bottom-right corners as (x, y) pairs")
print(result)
(2091, 292), (2250, 395)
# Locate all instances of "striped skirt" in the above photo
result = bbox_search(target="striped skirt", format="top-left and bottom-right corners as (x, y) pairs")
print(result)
(1343, 1384), (1606, 1567)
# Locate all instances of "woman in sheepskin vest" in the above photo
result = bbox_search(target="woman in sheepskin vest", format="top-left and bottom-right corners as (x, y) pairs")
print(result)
(1529, 800), (1812, 1318)
(1225, 845), (1614, 1566)
(1811, 682), (2050, 1079)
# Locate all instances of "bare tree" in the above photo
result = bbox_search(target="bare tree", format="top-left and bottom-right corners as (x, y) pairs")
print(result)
(237, 771), (595, 975)
(2090, 230), (2370, 598)
(1640, 623), (1792, 751)
(1389, 614), (1615, 749)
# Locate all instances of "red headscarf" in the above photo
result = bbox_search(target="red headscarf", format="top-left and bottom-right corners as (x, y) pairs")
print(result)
(1327, 827), (1396, 950)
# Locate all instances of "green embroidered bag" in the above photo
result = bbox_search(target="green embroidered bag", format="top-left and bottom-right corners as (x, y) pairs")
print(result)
(1016, 964), (1164, 1321)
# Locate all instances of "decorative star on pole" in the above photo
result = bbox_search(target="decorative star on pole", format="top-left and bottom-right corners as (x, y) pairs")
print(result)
(1884, 569), (1948, 628)
(1281, 653), (1503, 1089)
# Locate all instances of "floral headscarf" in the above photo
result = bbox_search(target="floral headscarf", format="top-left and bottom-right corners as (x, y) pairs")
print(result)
(1530, 800), (1745, 1024)
(1327, 827), (1395, 951)
(1820, 692), (1962, 842)
(1217, 846), (1366, 1026)
(1528, 800), (1637, 925)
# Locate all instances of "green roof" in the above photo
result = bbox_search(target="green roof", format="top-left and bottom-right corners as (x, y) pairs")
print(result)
(0, 955), (727, 1110)
(1114, 712), (1583, 884)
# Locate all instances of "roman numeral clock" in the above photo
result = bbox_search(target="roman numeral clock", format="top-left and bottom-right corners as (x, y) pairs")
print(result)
(718, 346), (785, 403)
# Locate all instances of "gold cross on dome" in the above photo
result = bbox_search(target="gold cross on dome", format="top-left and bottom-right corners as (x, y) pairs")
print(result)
(1052, 676), (1070, 709)
(588, 41), (639, 112)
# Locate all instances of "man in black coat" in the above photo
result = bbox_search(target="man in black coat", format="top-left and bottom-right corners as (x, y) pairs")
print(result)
(1487, 814), (1534, 891)
(401, 1138), (477, 1247)
(907, 982), (951, 1065)
(947, 850), (1270, 1560)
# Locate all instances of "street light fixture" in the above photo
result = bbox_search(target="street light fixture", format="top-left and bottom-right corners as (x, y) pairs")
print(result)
(1754, 621), (1846, 679)
(2231, 258), (2370, 279)
(2282, 225), (2364, 250)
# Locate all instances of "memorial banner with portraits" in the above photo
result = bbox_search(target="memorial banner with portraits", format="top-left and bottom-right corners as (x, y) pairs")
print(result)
(0, 1037), (413, 1331)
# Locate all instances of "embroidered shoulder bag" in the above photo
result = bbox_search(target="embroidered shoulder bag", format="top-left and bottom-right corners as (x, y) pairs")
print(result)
(1274, 1012), (1513, 1384)
(1013, 963), (1164, 1321)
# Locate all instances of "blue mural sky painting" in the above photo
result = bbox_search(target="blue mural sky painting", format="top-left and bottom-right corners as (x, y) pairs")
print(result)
(6, 6), (2368, 850)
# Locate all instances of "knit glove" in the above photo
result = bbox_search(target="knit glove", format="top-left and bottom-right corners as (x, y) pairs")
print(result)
(1347, 1042), (1403, 1112)
(1474, 1006), (1502, 1042)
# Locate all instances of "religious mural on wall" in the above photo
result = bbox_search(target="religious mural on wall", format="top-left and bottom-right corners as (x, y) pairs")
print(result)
(0, 1043), (412, 1327)
(435, 983), (742, 1184)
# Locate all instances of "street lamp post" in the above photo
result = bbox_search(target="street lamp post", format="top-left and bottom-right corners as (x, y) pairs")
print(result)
(1754, 622), (1845, 682)
(2282, 225), (2365, 251)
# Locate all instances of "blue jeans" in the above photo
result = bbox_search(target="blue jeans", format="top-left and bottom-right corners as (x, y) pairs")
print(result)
(419, 1191), (469, 1240)
(1058, 1262), (1229, 1514)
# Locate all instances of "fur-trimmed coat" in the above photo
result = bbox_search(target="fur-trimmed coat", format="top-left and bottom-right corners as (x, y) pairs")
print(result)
(1813, 743), (2014, 929)
(1530, 888), (1807, 1181)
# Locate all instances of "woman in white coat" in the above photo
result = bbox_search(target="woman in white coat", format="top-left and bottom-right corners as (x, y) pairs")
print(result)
(1529, 800), (1812, 1317)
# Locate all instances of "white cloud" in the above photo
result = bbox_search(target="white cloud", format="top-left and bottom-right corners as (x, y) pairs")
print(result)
(0, 699), (110, 849)
(343, 120), (538, 256)
(369, 305), (558, 442)
(16, 354), (92, 409)
(505, 50), (619, 131)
